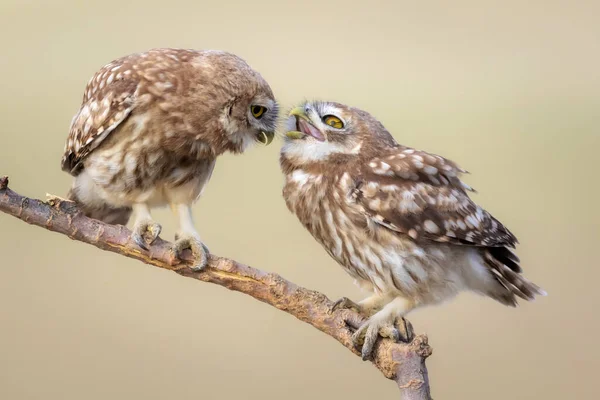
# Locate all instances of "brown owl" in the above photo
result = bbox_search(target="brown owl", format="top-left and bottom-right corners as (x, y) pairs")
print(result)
(280, 101), (546, 359)
(61, 48), (279, 270)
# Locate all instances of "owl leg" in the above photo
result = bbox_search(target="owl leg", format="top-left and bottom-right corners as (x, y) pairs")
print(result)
(170, 204), (209, 271)
(351, 297), (415, 360)
(131, 204), (162, 250)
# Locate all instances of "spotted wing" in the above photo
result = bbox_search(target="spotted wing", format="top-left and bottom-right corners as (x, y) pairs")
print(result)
(354, 146), (548, 301)
(61, 59), (139, 175)
(354, 146), (518, 248)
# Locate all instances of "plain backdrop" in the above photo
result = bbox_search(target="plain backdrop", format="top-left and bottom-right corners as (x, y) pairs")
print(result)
(0, 1), (598, 399)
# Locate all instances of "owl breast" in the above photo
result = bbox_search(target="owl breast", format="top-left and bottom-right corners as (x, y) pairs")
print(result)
(283, 169), (469, 302)
(283, 169), (389, 291)
(79, 111), (216, 208)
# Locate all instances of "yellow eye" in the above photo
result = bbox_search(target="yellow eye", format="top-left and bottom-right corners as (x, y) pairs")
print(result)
(322, 115), (344, 129)
(251, 105), (266, 119)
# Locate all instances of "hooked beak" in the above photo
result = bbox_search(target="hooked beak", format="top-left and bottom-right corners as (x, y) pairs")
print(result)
(256, 131), (275, 145)
(286, 107), (326, 142)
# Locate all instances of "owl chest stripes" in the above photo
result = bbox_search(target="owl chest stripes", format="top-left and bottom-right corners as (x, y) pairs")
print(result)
(84, 118), (214, 199)
(284, 172), (397, 289)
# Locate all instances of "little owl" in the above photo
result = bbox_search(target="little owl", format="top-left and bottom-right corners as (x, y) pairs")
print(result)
(280, 100), (545, 359)
(61, 48), (279, 270)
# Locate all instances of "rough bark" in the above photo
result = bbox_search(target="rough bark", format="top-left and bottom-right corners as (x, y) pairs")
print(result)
(0, 175), (432, 399)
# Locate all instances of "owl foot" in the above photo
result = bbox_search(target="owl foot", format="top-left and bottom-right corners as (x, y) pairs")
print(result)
(351, 315), (414, 361)
(331, 297), (362, 314)
(131, 219), (162, 251)
(171, 233), (210, 271)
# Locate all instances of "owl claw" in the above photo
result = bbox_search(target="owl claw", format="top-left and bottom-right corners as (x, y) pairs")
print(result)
(397, 317), (415, 343)
(133, 235), (149, 251)
(131, 220), (162, 250)
(351, 316), (413, 360)
(331, 297), (362, 314)
(171, 233), (210, 271)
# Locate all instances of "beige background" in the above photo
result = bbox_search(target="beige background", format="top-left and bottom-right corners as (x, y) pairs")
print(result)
(0, 1), (598, 399)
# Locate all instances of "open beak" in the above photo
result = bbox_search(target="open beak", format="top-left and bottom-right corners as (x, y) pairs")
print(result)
(256, 131), (275, 145)
(286, 107), (326, 142)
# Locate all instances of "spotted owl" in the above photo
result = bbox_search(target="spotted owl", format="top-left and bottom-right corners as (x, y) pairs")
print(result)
(61, 48), (279, 270)
(280, 101), (546, 359)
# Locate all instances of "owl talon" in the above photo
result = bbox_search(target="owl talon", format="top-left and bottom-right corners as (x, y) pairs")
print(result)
(131, 220), (162, 250)
(397, 317), (414, 343)
(351, 315), (409, 360)
(133, 234), (149, 251)
(331, 297), (362, 314)
(172, 234), (210, 271)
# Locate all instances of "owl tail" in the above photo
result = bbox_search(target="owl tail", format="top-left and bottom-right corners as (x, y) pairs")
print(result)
(67, 187), (132, 226)
(484, 247), (547, 307)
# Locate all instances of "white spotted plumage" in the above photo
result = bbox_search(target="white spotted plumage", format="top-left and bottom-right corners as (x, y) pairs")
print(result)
(280, 100), (546, 359)
(61, 48), (279, 271)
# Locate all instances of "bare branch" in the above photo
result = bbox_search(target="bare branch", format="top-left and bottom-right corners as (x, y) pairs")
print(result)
(0, 175), (432, 399)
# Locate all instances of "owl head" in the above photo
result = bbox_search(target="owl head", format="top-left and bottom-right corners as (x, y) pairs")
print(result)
(280, 100), (397, 163)
(223, 84), (279, 149)
(198, 50), (280, 152)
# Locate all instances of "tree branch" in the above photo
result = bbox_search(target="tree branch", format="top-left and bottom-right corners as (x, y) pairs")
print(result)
(0, 175), (432, 399)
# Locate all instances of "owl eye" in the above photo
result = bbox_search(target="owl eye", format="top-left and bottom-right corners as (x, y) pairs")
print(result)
(322, 115), (344, 129)
(251, 105), (266, 119)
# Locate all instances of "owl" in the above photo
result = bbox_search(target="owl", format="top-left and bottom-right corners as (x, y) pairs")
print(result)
(280, 101), (546, 359)
(61, 48), (279, 270)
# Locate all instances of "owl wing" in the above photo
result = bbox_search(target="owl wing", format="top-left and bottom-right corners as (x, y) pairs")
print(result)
(61, 61), (139, 175)
(351, 146), (548, 302)
(354, 146), (518, 249)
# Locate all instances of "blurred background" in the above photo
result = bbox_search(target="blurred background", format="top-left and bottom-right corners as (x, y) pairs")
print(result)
(0, 1), (598, 399)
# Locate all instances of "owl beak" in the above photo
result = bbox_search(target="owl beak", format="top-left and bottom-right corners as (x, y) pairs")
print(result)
(256, 131), (275, 145)
(286, 107), (326, 142)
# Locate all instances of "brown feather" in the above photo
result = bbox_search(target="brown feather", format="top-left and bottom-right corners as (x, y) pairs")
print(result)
(356, 146), (518, 248)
